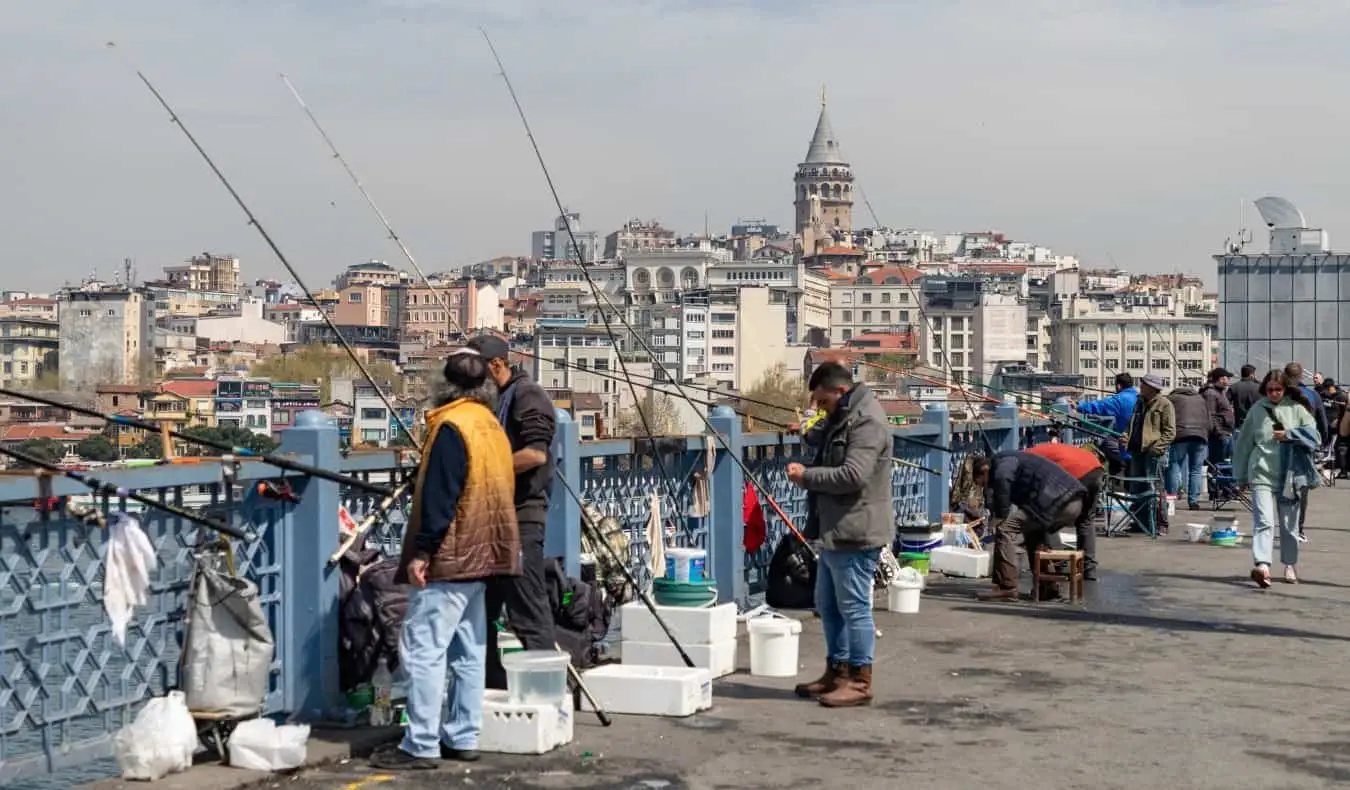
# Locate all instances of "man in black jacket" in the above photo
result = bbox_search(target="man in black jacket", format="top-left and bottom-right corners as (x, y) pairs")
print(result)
(970, 452), (1088, 602)
(1227, 364), (1261, 429)
(466, 335), (559, 689)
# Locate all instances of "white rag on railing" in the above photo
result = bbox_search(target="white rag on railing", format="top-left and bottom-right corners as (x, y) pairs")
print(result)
(104, 512), (157, 647)
(646, 492), (664, 595)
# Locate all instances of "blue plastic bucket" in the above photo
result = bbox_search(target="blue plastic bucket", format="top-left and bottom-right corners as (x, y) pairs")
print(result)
(899, 530), (943, 554)
(665, 548), (707, 582)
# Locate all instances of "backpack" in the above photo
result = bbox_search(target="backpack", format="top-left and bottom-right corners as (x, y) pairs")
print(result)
(544, 558), (612, 669)
(337, 544), (408, 693)
(765, 537), (816, 610)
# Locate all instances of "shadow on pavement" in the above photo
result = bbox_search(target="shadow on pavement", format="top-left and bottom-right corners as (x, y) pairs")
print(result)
(949, 604), (1350, 642)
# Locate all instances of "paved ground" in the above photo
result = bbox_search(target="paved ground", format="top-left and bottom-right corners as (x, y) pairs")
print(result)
(277, 492), (1350, 790)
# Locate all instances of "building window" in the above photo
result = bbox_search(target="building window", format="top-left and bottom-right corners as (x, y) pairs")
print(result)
(862, 311), (872, 323)
(1079, 341), (1098, 351)
(360, 429), (386, 442)
(881, 292), (891, 303)
(361, 407), (387, 420)
(712, 346), (735, 356)
(1105, 358), (1120, 369)
(881, 311), (891, 323)
(1126, 358), (1144, 370)
(1081, 359), (1098, 369)
(1151, 359), (1170, 370)
(861, 293), (872, 304)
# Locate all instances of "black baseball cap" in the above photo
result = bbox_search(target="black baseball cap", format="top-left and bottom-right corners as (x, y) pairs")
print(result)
(465, 334), (510, 361)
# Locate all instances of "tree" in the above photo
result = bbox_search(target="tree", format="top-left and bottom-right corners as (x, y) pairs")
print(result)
(126, 435), (164, 460)
(249, 345), (402, 401)
(388, 432), (418, 449)
(75, 435), (119, 462)
(12, 437), (63, 466)
(611, 393), (683, 438)
(180, 425), (279, 456)
(738, 364), (808, 431)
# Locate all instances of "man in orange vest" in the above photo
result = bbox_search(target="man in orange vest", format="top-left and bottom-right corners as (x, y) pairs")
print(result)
(1024, 442), (1103, 580)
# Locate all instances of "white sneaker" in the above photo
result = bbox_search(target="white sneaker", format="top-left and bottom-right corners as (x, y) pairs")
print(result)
(1283, 566), (1299, 584)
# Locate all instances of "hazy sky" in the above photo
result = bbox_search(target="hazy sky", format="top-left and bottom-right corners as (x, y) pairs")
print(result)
(3, 0), (1348, 292)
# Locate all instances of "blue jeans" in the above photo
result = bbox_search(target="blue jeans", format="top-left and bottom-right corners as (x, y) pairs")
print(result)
(1249, 485), (1301, 568)
(1167, 438), (1207, 505)
(1209, 435), (1233, 465)
(815, 547), (880, 667)
(399, 580), (487, 757)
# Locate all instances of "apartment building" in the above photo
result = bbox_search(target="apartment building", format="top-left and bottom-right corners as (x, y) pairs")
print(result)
(215, 377), (273, 435)
(706, 256), (829, 343)
(1051, 294), (1216, 391)
(0, 317), (58, 389)
(163, 253), (241, 295)
(335, 260), (404, 290)
(58, 287), (156, 391)
(829, 265), (924, 345)
(913, 275), (1028, 385)
(0, 298), (58, 320)
(531, 320), (636, 427)
(532, 212), (599, 263)
(604, 218), (678, 258)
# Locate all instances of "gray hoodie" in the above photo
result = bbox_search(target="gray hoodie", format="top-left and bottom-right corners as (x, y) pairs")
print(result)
(800, 383), (894, 551)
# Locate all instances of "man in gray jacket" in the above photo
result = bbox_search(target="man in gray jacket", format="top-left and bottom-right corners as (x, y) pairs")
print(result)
(1167, 384), (1212, 510)
(786, 362), (892, 709)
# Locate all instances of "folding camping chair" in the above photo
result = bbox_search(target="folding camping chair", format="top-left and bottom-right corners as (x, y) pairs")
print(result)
(1101, 472), (1163, 538)
(1206, 461), (1252, 511)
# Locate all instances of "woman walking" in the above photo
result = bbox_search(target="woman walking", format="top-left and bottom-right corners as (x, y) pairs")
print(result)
(1232, 370), (1321, 588)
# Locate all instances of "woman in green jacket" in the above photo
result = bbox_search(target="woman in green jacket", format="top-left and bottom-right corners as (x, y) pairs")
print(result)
(1232, 370), (1320, 588)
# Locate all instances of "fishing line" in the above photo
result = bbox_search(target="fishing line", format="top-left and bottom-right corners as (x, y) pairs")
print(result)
(115, 50), (420, 450)
(280, 73), (466, 337)
(2, 445), (250, 540)
(0, 388), (395, 495)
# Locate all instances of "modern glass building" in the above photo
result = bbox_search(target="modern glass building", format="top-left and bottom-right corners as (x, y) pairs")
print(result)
(1215, 197), (1350, 379)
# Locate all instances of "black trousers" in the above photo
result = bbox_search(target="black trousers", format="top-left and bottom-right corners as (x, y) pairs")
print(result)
(485, 522), (556, 689)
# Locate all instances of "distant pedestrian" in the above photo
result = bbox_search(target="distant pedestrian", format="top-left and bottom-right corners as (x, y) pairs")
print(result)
(1200, 367), (1236, 464)
(1228, 365), (1262, 428)
(786, 362), (892, 708)
(971, 451), (1089, 601)
(465, 334), (561, 689)
(1233, 369), (1319, 588)
(1167, 383), (1212, 510)
(1126, 375), (1176, 533)
(1071, 372), (1137, 474)
(373, 349), (520, 770)
(1023, 442), (1103, 579)
(1285, 361), (1325, 540)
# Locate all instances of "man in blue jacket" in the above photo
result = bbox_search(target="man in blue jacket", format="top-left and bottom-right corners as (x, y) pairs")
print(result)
(1071, 372), (1138, 474)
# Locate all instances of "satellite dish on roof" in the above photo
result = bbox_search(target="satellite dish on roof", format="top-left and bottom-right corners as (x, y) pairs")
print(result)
(1254, 196), (1306, 229)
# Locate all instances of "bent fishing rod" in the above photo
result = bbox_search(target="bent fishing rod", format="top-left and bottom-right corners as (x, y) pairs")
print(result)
(120, 56), (421, 453)
(0, 388), (394, 496)
(1, 445), (250, 539)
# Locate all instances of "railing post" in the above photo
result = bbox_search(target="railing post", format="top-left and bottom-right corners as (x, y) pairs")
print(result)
(546, 407), (581, 578)
(278, 410), (342, 720)
(1053, 397), (1074, 444)
(708, 405), (743, 606)
(921, 403), (951, 524)
(997, 395), (1021, 451)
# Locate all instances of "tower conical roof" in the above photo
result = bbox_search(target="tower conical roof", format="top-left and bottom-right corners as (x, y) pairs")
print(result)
(803, 100), (846, 165)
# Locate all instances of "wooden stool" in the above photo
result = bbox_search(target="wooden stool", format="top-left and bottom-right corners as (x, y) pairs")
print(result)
(1033, 549), (1085, 603)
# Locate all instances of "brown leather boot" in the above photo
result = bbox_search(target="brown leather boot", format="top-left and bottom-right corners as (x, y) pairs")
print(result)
(793, 661), (846, 699)
(818, 665), (872, 708)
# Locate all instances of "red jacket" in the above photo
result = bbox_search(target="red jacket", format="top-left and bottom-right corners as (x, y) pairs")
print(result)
(1024, 443), (1102, 480)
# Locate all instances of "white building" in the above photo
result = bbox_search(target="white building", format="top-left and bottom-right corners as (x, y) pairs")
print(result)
(829, 265), (924, 345)
(162, 300), (287, 345)
(532, 212), (599, 263)
(58, 287), (156, 391)
(1052, 294), (1216, 391)
(706, 256), (829, 343)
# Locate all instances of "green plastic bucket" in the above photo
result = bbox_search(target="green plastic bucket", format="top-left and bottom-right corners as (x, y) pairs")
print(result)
(899, 551), (931, 575)
(498, 631), (524, 657)
(346, 685), (373, 710)
(651, 577), (718, 607)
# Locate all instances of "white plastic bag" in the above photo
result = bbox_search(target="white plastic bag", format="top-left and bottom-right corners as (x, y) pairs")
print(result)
(228, 718), (310, 772)
(104, 512), (158, 648)
(113, 691), (198, 781)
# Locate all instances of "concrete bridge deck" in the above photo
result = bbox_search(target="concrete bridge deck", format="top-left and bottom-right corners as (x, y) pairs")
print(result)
(262, 489), (1350, 790)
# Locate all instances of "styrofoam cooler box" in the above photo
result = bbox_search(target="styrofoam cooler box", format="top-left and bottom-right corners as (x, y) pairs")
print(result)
(929, 546), (990, 578)
(579, 665), (712, 717)
(620, 639), (737, 678)
(620, 601), (737, 645)
(1057, 530), (1078, 548)
(479, 689), (573, 754)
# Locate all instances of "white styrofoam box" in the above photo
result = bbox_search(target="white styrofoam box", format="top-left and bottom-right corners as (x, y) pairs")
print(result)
(929, 546), (991, 579)
(621, 638), (737, 678)
(1057, 530), (1078, 548)
(578, 664), (712, 717)
(479, 689), (573, 754)
(619, 601), (737, 646)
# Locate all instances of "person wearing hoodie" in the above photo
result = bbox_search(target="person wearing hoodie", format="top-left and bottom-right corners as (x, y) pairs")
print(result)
(1233, 369), (1320, 587)
(1167, 382), (1213, 510)
(1071, 372), (1137, 474)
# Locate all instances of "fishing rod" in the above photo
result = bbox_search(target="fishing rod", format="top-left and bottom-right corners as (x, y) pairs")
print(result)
(482, 29), (863, 552)
(0, 388), (395, 496)
(280, 74), (467, 338)
(119, 53), (420, 453)
(1, 445), (250, 540)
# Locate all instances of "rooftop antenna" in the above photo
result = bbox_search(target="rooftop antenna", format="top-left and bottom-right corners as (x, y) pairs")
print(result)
(1226, 198), (1253, 254)
(124, 257), (133, 288)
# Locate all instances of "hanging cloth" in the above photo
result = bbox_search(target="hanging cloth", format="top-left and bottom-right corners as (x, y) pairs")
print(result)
(645, 492), (665, 594)
(743, 483), (768, 554)
(104, 512), (158, 648)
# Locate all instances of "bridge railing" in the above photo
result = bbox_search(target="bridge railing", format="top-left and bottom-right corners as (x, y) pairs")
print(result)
(2, 400), (1052, 784)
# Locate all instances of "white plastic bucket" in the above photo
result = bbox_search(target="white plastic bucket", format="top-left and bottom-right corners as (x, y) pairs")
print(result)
(1185, 523), (1208, 542)
(664, 548), (707, 582)
(747, 616), (802, 677)
(887, 580), (922, 614)
(1165, 495), (1177, 517)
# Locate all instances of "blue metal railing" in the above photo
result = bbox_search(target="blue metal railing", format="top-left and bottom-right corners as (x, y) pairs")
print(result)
(2, 400), (1053, 784)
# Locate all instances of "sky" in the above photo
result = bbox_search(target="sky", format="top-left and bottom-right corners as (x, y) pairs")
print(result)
(3, 0), (1350, 292)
